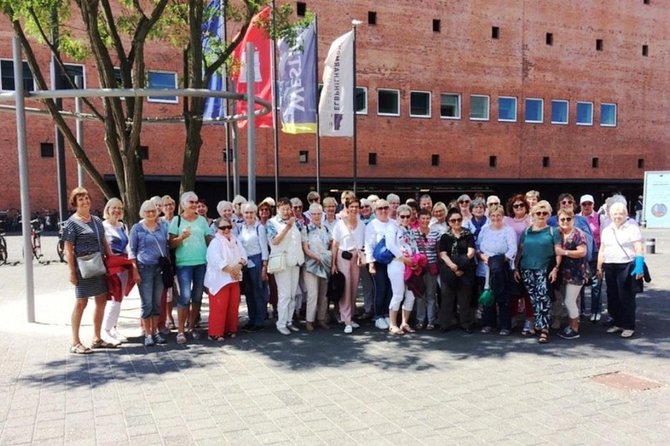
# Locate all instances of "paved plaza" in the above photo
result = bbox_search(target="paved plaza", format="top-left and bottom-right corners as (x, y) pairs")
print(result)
(0, 230), (669, 445)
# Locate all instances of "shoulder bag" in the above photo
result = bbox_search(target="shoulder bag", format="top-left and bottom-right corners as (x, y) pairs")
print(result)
(149, 227), (173, 288)
(77, 217), (107, 279)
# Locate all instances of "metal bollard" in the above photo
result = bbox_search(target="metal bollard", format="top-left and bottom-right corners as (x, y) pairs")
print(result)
(645, 238), (656, 254)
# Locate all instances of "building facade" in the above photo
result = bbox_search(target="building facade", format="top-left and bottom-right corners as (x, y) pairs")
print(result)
(0, 0), (668, 221)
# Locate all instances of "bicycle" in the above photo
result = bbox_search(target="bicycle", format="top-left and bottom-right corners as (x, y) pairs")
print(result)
(30, 218), (43, 260)
(0, 229), (7, 265)
(57, 221), (66, 262)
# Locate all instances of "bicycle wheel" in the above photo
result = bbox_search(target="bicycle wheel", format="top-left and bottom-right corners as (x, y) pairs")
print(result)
(57, 239), (65, 262)
(0, 236), (7, 265)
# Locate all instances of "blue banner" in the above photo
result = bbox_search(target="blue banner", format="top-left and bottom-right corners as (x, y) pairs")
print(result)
(278, 21), (317, 134)
(202, 0), (226, 121)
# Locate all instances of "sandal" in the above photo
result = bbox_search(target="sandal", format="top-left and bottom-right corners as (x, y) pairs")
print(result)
(389, 326), (405, 336)
(415, 322), (424, 330)
(426, 324), (435, 331)
(69, 343), (92, 354)
(400, 324), (416, 333)
(91, 339), (117, 349)
(538, 331), (549, 344)
(208, 335), (225, 342)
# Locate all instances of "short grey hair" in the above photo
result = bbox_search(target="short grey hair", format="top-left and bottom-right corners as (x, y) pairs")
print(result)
(150, 195), (163, 208)
(386, 193), (400, 204)
(290, 197), (303, 207)
(242, 202), (258, 213)
(397, 204), (412, 216)
(309, 203), (323, 214)
(217, 200), (233, 215)
(232, 194), (247, 206)
(139, 200), (158, 219)
(103, 198), (124, 220)
(180, 191), (197, 208)
(608, 202), (628, 217)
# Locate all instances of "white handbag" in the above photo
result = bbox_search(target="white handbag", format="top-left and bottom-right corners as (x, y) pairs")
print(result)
(267, 252), (287, 274)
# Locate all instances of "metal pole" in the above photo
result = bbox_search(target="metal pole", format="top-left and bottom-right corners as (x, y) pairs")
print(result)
(314, 15), (321, 195)
(271, 0), (280, 199)
(51, 6), (68, 224)
(352, 21), (360, 194)
(74, 75), (84, 187)
(231, 83), (240, 197)
(222, 0), (231, 201)
(246, 42), (256, 202)
(13, 37), (35, 323)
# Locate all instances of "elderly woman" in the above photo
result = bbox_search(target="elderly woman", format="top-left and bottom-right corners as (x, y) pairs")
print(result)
(205, 216), (247, 340)
(457, 194), (473, 226)
(237, 202), (269, 332)
(430, 201), (448, 234)
(386, 193), (401, 220)
(101, 198), (133, 346)
(503, 194), (534, 335)
(365, 198), (394, 329)
(525, 190), (540, 209)
(386, 204), (420, 335)
(301, 203), (333, 331)
(332, 196), (366, 334)
(414, 208), (441, 330)
(64, 187), (113, 354)
(477, 204), (517, 335)
(211, 200), (234, 235)
(169, 191), (213, 344)
(129, 200), (170, 346)
(322, 196), (339, 233)
(439, 208), (476, 333)
(470, 198), (488, 240)
(597, 202), (644, 338)
(232, 195), (247, 226)
(554, 209), (589, 340)
(514, 200), (562, 344)
(266, 197), (305, 335)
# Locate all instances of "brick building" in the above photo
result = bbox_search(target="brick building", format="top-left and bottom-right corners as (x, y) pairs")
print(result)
(0, 0), (668, 222)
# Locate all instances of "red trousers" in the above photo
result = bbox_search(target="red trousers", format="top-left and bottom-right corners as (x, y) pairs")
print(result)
(208, 282), (240, 337)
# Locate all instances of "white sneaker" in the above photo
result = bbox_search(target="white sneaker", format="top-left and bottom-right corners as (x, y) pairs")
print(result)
(351, 321), (360, 329)
(384, 317), (391, 327)
(102, 330), (122, 347)
(144, 336), (155, 347)
(277, 326), (291, 335)
(110, 329), (128, 343)
(375, 318), (389, 330)
(344, 325), (353, 334)
(287, 324), (300, 332)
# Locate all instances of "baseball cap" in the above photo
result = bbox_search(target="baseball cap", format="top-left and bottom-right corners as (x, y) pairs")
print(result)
(580, 194), (594, 204)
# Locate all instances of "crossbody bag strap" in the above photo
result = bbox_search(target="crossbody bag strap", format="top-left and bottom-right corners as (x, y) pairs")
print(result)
(611, 227), (633, 261)
(147, 226), (166, 257)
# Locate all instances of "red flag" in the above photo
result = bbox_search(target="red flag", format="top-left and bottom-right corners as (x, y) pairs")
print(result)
(231, 6), (273, 128)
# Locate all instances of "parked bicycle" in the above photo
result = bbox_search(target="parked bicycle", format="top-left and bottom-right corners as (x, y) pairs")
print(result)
(30, 218), (43, 260)
(57, 220), (66, 263)
(0, 227), (7, 265)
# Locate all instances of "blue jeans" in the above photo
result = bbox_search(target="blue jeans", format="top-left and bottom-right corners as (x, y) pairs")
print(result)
(243, 254), (266, 327)
(580, 258), (603, 314)
(176, 263), (206, 309)
(373, 262), (392, 319)
(138, 263), (164, 319)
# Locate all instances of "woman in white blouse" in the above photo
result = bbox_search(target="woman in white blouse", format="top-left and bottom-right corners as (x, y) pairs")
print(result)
(236, 202), (269, 332)
(302, 203), (333, 331)
(331, 197), (366, 334)
(204, 217), (247, 341)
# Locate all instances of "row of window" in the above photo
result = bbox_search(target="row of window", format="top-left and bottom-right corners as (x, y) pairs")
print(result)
(0, 60), (178, 103)
(354, 88), (617, 127)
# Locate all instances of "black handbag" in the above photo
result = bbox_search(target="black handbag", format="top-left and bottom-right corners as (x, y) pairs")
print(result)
(327, 271), (345, 303)
(158, 256), (174, 288)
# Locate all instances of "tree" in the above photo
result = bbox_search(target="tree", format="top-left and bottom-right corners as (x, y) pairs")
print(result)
(0, 0), (298, 225)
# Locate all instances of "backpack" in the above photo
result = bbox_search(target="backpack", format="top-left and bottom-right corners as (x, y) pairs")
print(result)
(372, 236), (394, 264)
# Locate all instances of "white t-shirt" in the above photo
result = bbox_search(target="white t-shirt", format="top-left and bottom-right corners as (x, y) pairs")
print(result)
(601, 221), (642, 264)
(332, 219), (365, 252)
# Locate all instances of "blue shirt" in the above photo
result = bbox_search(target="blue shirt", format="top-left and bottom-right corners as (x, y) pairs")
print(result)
(129, 221), (169, 265)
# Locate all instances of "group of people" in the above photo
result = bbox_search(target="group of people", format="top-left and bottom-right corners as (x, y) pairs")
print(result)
(63, 185), (647, 353)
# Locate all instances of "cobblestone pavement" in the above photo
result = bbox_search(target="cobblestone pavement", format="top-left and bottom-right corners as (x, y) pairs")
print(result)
(0, 230), (669, 445)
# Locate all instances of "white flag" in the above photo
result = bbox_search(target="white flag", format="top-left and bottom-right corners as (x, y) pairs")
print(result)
(318, 30), (354, 137)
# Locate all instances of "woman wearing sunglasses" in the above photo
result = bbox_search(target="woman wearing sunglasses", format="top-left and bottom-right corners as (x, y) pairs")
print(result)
(205, 217), (247, 341)
(554, 209), (589, 340)
(514, 200), (562, 343)
(438, 208), (476, 333)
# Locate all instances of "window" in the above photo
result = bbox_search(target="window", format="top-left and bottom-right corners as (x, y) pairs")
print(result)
(377, 89), (400, 116)
(40, 142), (54, 158)
(410, 91), (431, 118)
(596, 39), (603, 51)
(489, 156), (497, 168)
(58, 63), (85, 89)
(498, 96), (517, 122)
(368, 11), (377, 25)
(368, 153), (377, 166)
(299, 150), (308, 163)
(551, 100), (569, 124)
(296, 2), (306, 16)
(433, 19), (441, 33)
(0, 60), (34, 91)
(576, 101), (593, 125)
(643, 0), (650, 4)
(542, 156), (550, 168)
(139, 145), (149, 160)
(546, 33), (553, 46)
(600, 103), (617, 127)
(469, 95), (489, 120)
(492, 26), (500, 39)
(355, 86), (368, 115)
(147, 70), (178, 103)
(431, 154), (439, 166)
(638, 158), (645, 169)
(440, 93), (461, 119)
(524, 98), (543, 123)
(642, 45), (649, 56)
(592, 157), (599, 168)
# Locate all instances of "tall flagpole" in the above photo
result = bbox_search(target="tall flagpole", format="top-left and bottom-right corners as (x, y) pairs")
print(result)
(222, 0), (232, 200)
(271, 0), (280, 199)
(314, 15), (321, 195)
(351, 20), (362, 194)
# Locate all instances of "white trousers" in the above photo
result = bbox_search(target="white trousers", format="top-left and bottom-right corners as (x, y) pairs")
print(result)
(388, 260), (415, 311)
(274, 266), (300, 328)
